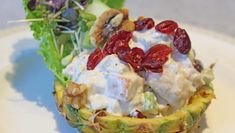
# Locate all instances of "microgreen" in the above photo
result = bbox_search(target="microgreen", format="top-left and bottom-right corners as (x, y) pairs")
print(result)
(22, 0), (126, 84)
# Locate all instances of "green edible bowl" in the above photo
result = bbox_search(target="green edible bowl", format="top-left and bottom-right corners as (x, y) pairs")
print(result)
(54, 80), (215, 133)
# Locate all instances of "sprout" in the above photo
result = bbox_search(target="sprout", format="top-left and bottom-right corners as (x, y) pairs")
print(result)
(71, 0), (85, 10)
(61, 52), (74, 66)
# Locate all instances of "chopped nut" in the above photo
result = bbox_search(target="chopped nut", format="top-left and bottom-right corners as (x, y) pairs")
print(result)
(64, 95), (73, 104)
(66, 82), (87, 96)
(90, 9), (120, 46)
(72, 97), (79, 109)
(63, 82), (88, 109)
(119, 8), (129, 20)
(110, 13), (124, 28)
(90, 9), (130, 46)
(121, 20), (135, 32)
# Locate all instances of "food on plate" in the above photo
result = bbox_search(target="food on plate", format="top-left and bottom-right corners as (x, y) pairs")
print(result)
(23, 0), (215, 132)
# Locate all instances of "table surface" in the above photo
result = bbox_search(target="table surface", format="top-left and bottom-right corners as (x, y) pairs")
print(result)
(0, 0), (234, 37)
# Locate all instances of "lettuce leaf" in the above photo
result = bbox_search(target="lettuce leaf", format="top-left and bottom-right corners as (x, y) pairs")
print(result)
(143, 92), (158, 113)
(100, 0), (126, 9)
(23, 0), (67, 84)
(39, 28), (68, 84)
(22, 0), (127, 85)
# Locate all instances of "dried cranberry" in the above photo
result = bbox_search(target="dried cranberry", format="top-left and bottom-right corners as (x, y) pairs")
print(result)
(136, 110), (146, 118)
(155, 20), (178, 34)
(128, 110), (146, 118)
(87, 48), (104, 70)
(128, 47), (145, 71)
(103, 31), (132, 55)
(27, 0), (37, 11)
(113, 30), (132, 43)
(193, 59), (204, 72)
(113, 41), (131, 60)
(142, 44), (172, 73)
(145, 18), (155, 29)
(130, 48), (145, 64)
(120, 54), (140, 71)
(113, 40), (130, 54)
(117, 50), (131, 63)
(115, 46), (144, 71)
(173, 28), (191, 54)
(134, 17), (155, 31)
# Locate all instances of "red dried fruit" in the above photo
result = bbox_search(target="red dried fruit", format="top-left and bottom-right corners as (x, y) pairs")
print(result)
(102, 30), (145, 71)
(113, 40), (130, 54)
(193, 59), (204, 72)
(116, 46), (144, 71)
(155, 20), (178, 34)
(142, 44), (172, 73)
(173, 28), (191, 54)
(87, 48), (104, 70)
(103, 31), (132, 55)
(116, 30), (133, 42)
(128, 110), (146, 118)
(134, 17), (155, 31)
(129, 47), (145, 71)
(116, 49), (130, 61)
(145, 18), (155, 29)
(136, 110), (147, 118)
(130, 48), (145, 64)
(113, 40), (131, 60)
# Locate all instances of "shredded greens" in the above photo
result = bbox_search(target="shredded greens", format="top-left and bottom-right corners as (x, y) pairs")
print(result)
(23, 0), (68, 84)
(100, 0), (126, 9)
(22, 0), (126, 85)
(143, 92), (158, 114)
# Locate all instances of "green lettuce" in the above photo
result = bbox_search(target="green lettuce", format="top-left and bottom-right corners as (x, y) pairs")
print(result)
(100, 0), (126, 9)
(143, 92), (158, 113)
(39, 28), (68, 84)
(23, 0), (67, 84)
(22, 0), (127, 85)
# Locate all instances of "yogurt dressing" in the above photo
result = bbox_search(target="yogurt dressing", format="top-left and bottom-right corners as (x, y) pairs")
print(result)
(145, 58), (204, 110)
(63, 27), (213, 115)
(63, 53), (144, 115)
(130, 28), (173, 51)
(131, 28), (207, 110)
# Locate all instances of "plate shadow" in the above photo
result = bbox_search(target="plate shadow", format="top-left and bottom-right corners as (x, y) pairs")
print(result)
(5, 38), (77, 133)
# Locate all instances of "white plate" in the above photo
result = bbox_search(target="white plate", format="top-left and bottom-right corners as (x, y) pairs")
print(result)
(0, 26), (235, 133)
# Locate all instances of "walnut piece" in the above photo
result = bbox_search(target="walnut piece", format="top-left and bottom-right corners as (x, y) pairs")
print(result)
(90, 9), (131, 46)
(63, 82), (88, 109)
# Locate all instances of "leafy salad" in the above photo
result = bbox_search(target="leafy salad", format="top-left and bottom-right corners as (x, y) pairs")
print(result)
(23, 0), (125, 84)
(22, 0), (215, 132)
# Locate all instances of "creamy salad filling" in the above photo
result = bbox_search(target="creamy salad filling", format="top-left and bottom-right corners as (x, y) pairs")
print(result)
(130, 28), (173, 51)
(24, 0), (215, 128)
(62, 27), (214, 117)
(63, 52), (144, 115)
